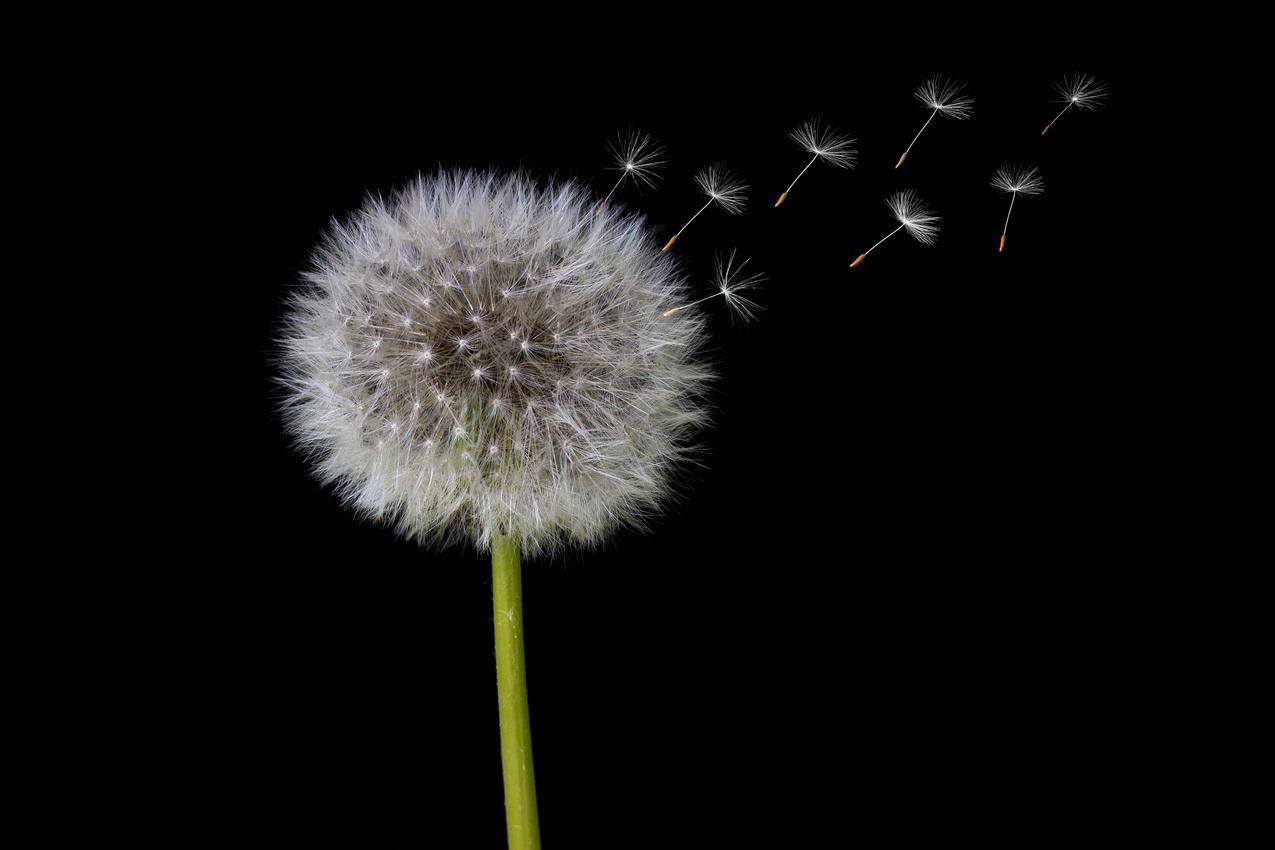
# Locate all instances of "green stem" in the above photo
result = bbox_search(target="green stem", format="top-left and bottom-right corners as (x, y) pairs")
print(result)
(492, 535), (541, 850)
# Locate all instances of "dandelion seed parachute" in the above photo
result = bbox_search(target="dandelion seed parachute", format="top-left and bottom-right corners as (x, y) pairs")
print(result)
(597, 130), (666, 212)
(1042, 73), (1107, 135)
(991, 164), (1045, 252)
(662, 252), (764, 322)
(895, 74), (974, 169)
(849, 190), (940, 268)
(280, 170), (713, 557)
(775, 119), (857, 207)
(662, 164), (747, 251)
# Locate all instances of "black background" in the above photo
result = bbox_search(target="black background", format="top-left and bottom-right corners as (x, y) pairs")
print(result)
(218, 45), (1135, 846)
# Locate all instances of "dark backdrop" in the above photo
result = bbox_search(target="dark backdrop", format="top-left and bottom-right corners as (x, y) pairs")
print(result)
(222, 51), (1132, 845)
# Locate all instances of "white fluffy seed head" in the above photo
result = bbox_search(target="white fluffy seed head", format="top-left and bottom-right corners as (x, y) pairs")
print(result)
(607, 130), (666, 189)
(887, 190), (941, 244)
(694, 164), (748, 214)
(790, 119), (857, 169)
(991, 164), (1045, 196)
(1054, 73), (1107, 109)
(279, 171), (712, 556)
(914, 75), (974, 119)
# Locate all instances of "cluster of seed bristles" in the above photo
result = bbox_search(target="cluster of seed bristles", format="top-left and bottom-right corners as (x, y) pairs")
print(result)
(991, 164), (1046, 196)
(1054, 73), (1107, 109)
(280, 171), (711, 555)
(914, 75), (975, 119)
(887, 190), (941, 244)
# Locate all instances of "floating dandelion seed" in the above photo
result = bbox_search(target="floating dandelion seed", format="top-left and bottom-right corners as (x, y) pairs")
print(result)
(597, 130), (666, 212)
(775, 119), (857, 207)
(991, 164), (1045, 253)
(1042, 73), (1107, 135)
(895, 75), (974, 169)
(662, 164), (747, 252)
(849, 190), (940, 268)
(662, 252), (764, 322)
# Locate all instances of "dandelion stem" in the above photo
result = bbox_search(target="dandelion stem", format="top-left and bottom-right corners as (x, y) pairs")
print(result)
(785, 154), (820, 195)
(898, 110), (937, 168)
(999, 192), (1017, 252)
(492, 535), (541, 850)
(1003, 192), (1017, 235)
(664, 199), (715, 251)
(600, 175), (626, 208)
(852, 224), (906, 268)
(1042, 101), (1072, 135)
(662, 291), (719, 317)
(676, 199), (714, 238)
(867, 224), (906, 256)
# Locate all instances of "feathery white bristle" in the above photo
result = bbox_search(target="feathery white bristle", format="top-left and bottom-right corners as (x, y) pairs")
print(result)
(887, 190), (941, 244)
(1053, 73), (1107, 109)
(606, 130), (666, 189)
(914, 75), (975, 119)
(694, 164), (748, 215)
(991, 164), (1045, 196)
(659, 252), (764, 321)
(790, 119), (857, 169)
(713, 252), (764, 323)
(279, 171), (712, 556)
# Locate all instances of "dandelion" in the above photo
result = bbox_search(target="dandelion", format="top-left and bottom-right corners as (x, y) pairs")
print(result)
(991, 164), (1045, 253)
(895, 75), (974, 169)
(662, 251), (764, 322)
(1042, 73), (1107, 135)
(849, 189), (940, 268)
(775, 119), (856, 207)
(280, 171), (712, 850)
(596, 130), (665, 212)
(662, 164), (747, 251)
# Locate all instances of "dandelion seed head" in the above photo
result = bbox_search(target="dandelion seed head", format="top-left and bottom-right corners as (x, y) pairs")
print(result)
(887, 190), (941, 244)
(1054, 73), (1107, 109)
(279, 171), (712, 555)
(915, 75), (974, 119)
(695, 164), (748, 215)
(790, 119), (857, 169)
(991, 164), (1045, 196)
